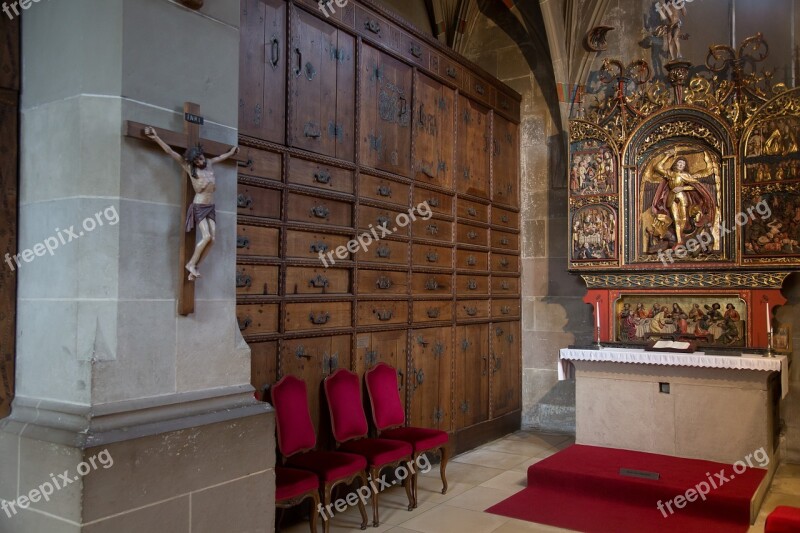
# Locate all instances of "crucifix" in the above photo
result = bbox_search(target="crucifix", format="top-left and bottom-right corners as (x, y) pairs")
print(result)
(126, 102), (241, 316)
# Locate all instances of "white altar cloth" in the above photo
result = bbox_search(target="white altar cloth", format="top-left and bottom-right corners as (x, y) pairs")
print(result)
(559, 347), (789, 399)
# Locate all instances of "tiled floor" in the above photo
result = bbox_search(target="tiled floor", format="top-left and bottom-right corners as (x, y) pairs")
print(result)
(279, 431), (800, 533)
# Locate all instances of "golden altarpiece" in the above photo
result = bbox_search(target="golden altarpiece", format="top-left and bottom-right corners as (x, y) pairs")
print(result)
(568, 35), (799, 350)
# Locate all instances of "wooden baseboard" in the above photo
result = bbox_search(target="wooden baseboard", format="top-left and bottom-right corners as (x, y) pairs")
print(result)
(452, 411), (521, 455)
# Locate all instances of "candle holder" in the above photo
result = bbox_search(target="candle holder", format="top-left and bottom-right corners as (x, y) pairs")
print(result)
(765, 331), (776, 358)
(595, 326), (602, 349)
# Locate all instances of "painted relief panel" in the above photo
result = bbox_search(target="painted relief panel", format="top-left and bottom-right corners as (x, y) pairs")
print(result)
(571, 204), (617, 261)
(570, 139), (617, 195)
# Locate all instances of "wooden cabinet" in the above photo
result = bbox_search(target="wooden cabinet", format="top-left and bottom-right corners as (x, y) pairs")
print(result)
(359, 44), (413, 176)
(238, 0), (521, 454)
(290, 8), (355, 161)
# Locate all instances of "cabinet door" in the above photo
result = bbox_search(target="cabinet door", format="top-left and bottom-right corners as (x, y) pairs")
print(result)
(456, 96), (490, 199)
(413, 72), (455, 189)
(251, 341), (278, 397)
(492, 114), (519, 207)
(359, 44), (413, 176)
(409, 327), (452, 431)
(455, 324), (489, 429)
(356, 330), (407, 415)
(239, 0), (286, 143)
(491, 322), (520, 418)
(281, 335), (351, 432)
(290, 9), (355, 160)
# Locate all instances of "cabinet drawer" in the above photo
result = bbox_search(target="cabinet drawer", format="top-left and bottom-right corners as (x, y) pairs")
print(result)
(492, 276), (519, 295)
(412, 244), (452, 269)
(402, 33), (429, 68)
(239, 147), (282, 181)
(492, 299), (521, 319)
(286, 267), (351, 295)
(491, 206), (519, 229)
(411, 272), (452, 296)
(491, 230), (519, 251)
(457, 199), (489, 223)
(468, 74), (495, 107)
(358, 205), (409, 236)
(357, 269), (408, 295)
(236, 265), (279, 296)
(412, 217), (452, 243)
(237, 225), (279, 257)
(237, 304), (279, 336)
(497, 92), (520, 119)
(237, 184), (281, 219)
(355, 6), (394, 47)
(413, 300), (453, 322)
(287, 193), (352, 227)
(359, 174), (410, 207)
(285, 302), (352, 332)
(413, 188), (453, 217)
(491, 253), (518, 273)
(456, 274), (489, 296)
(357, 301), (408, 327)
(285, 230), (353, 261)
(457, 224), (488, 247)
(456, 249), (488, 271)
(456, 300), (490, 320)
(439, 56), (464, 88)
(357, 239), (408, 265)
(288, 157), (354, 195)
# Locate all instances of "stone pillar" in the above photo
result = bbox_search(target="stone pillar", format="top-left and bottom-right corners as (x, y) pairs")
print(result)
(0, 0), (275, 531)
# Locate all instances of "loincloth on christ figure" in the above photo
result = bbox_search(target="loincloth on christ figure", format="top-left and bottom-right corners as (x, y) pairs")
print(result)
(185, 203), (216, 233)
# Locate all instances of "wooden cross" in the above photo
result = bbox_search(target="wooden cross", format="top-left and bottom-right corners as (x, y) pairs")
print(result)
(125, 102), (242, 316)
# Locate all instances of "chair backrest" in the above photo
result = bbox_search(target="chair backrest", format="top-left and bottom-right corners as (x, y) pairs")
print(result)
(365, 362), (405, 431)
(271, 375), (317, 457)
(324, 369), (369, 443)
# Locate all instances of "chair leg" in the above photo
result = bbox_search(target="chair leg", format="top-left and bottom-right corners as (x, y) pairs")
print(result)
(322, 484), (332, 533)
(411, 453), (419, 508)
(309, 491), (320, 533)
(357, 472), (369, 530)
(439, 445), (449, 495)
(403, 464), (414, 511)
(370, 467), (380, 527)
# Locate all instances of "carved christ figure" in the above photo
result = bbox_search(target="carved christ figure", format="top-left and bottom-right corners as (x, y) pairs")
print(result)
(650, 148), (716, 245)
(144, 127), (239, 281)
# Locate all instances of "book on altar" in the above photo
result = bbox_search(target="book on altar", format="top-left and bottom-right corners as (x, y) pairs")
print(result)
(652, 341), (691, 350)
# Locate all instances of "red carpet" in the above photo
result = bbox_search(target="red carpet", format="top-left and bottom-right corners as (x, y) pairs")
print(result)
(486, 444), (767, 532)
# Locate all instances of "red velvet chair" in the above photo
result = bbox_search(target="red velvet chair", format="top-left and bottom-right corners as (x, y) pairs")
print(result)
(276, 467), (320, 533)
(365, 362), (449, 508)
(271, 375), (369, 532)
(324, 368), (414, 527)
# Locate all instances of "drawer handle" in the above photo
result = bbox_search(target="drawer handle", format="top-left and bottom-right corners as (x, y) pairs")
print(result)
(309, 312), (331, 325)
(295, 346), (312, 360)
(500, 238), (510, 246)
(428, 198), (440, 208)
(501, 306), (511, 315)
(304, 122), (321, 138)
(237, 158), (255, 170)
(410, 43), (422, 58)
(426, 252), (439, 263)
(310, 242), (328, 254)
(427, 224), (439, 236)
(237, 316), (252, 331)
(236, 270), (252, 289)
(475, 83), (486, 95)
(237, 236), (250, 249)
(314, 171), (331, 184)
(365, 18), (381, 34)
(311, 205), (330, 219)
(500, 258), (510, 268)
(425, 279), (440, 291)
(269, 37), (280, 69)
(377, 216), (390, 227)
(377, 185), (392, 197)
(376, 245), (391, 259)
(465, 307), (478, 317)
(501, 280), (510, 290)
(501, 214), (509, 223)
(309, 275), (329, 289)
(467, 207), (477, 217)
(467, 231), (478, 240)
(467, 279), (478, 291)
(237, 194), (253, 209)
(376, 276), (393, 290)
(446, 66), (457, 79)
(374, 309), (394, 321)
(467, 255), (477, 266)
(427, 308), (440, 319)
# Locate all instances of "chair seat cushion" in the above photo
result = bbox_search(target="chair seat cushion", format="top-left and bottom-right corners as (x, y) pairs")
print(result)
(766, 506), (800, 533)
(381, 427), (449, 453)
(276, 467), (319, 501)
(340, 438), (413, 467)
(286, 451), (367, 483)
